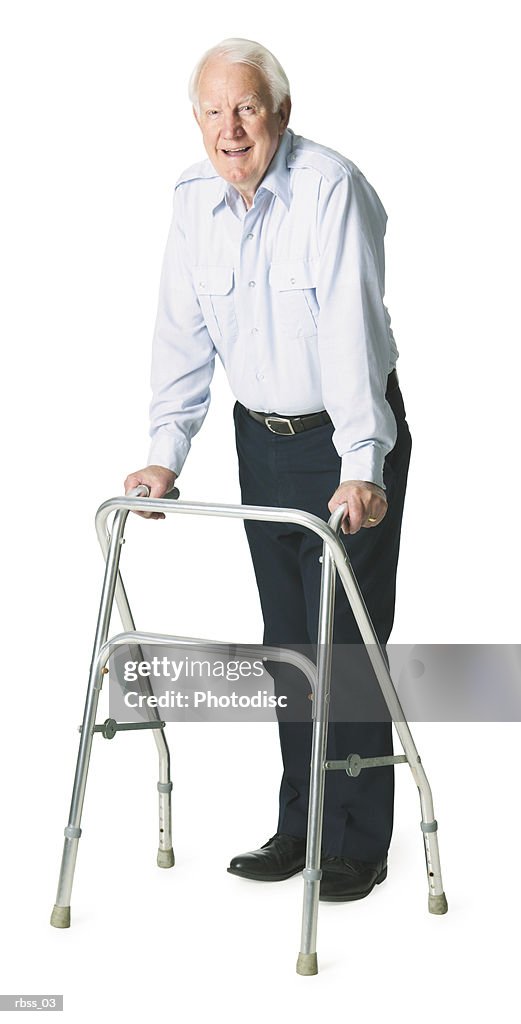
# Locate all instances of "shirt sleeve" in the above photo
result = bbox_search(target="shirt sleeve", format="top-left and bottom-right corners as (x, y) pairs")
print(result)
(147, 187), (217, 476)
(316, 167), (398, 490)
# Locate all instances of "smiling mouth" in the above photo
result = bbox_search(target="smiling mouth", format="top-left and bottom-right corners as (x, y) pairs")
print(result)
(221, 146), (252, 156)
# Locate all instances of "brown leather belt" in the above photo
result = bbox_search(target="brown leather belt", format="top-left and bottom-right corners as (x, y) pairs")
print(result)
(246, 369), (399, 436)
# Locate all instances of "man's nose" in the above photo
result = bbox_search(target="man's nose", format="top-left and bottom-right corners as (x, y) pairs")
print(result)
(221, 110), (244, 137)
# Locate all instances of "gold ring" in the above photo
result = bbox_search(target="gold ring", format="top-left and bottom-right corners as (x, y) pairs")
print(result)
(367, 516), (378, 523)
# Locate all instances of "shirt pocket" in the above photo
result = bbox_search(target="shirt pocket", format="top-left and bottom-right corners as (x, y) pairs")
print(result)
(269, 259), (319, 340)
(193, 266), (237, 343)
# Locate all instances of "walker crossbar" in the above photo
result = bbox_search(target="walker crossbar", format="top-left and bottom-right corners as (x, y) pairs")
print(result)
(325, 754), (409, 775)
(80, 719), (166, 738)
(50, 487), (448, 973)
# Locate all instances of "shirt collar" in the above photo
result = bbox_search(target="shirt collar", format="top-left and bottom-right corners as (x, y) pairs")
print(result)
(211, 128), (294, 215)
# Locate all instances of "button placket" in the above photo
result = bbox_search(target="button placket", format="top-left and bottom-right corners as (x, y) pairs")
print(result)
(239, 208), (264, 342)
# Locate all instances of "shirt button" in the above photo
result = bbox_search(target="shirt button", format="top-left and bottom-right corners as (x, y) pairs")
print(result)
(251, 327), (259, 335)
(256, 372), (265, 381)
(246, 232), (254, 240)
(248, 280), (256, 288)
(290, 277), (296, 285)
(199, 282), (205, 289)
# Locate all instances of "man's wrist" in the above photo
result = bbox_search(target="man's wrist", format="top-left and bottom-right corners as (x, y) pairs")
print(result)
(339, 478), (386, 496)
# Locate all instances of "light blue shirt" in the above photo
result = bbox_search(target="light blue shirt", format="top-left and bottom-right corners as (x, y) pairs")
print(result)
(148, 128), (399, 489)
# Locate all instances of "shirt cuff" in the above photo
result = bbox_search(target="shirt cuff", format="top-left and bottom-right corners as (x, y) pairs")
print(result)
(147, 432), (191, 477)
(340, 446), (387, 491)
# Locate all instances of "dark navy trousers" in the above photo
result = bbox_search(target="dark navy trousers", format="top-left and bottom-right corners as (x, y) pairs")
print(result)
(233, 379), (412, 861)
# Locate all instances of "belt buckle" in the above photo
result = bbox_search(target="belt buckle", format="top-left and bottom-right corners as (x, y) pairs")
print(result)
(265, 415), (295, 435)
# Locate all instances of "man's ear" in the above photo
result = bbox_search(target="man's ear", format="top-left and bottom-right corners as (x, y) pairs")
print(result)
(279, 97), (292, 134)
(192, 105), (201, 129)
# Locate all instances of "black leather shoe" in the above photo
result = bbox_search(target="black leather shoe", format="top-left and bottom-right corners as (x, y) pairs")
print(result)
(319, 856), (388, 902)
(228, 833), (306, 881)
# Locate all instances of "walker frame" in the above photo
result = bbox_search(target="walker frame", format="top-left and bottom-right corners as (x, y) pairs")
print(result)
(50, 487), (448, 975)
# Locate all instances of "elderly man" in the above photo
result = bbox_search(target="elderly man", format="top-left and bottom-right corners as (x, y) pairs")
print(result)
(125, 38), (412, 902)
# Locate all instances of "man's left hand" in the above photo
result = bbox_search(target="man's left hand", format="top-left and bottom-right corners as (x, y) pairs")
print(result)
(328, 480), (388, 535)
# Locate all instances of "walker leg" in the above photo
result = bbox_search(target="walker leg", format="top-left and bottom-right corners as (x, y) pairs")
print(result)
(331, 537), (449, 917)
(303, 511), (448, 956)
(420, 805), (448, 915)
(156, 736), (175, 868)
(391, 719), (448, 914)
(50, 672), (105, 928)
(121, 649), (176, 869)
(50, 509), (128, 927)
(111, 566), (176, 871)
(296, 539), (337, 976)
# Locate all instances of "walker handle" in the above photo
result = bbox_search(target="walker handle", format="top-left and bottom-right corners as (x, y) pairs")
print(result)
(125, 484), (181, 500)
(328, 502), (348, 534)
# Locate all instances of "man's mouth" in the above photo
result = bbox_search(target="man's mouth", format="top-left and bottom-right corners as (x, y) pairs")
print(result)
(221, 146), (253, 156)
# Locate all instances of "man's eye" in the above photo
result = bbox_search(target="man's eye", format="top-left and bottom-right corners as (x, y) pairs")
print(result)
(206, 110), (219, 117)
(239, 105), (254, 113)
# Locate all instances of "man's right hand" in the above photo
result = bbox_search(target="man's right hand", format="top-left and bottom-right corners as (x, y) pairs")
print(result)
(124, 465), (177, 520)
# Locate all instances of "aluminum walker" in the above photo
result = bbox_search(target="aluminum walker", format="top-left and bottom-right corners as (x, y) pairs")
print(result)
(50, 486), (448, 975)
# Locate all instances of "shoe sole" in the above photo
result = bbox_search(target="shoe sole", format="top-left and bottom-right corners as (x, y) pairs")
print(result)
(227, 864), (305, 882)
(319, 865), (388, 903)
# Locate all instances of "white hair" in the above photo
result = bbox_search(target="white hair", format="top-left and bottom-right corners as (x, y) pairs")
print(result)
(188, 37), (291, 114)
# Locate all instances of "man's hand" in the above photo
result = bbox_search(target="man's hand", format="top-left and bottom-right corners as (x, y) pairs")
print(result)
(124, 465), (177, 520)
(328, 480), (388, 535)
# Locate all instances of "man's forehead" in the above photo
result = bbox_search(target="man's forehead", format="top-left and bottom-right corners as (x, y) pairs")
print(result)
(198, 59), (269, 103)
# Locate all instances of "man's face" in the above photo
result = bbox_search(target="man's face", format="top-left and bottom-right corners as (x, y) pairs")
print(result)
(193, 59), (290, 202)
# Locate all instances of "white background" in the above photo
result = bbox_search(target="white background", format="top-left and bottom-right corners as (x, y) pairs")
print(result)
(1, 1), (520, 1020)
